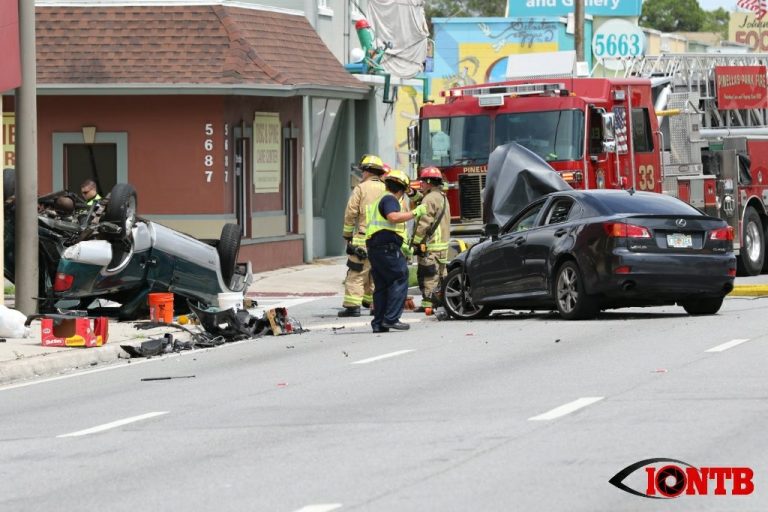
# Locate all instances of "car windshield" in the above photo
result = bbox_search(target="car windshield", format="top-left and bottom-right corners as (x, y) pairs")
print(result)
(494, 110), (585, 162)
(595, 193), (704, 215)
(419, 115), (491, 167)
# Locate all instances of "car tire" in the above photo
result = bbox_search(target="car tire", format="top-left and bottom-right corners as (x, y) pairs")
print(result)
(218, 223), (241, 286)
(737, 206), (764, 276)
(554, 261), (599, 320)
(441, 267), (492, 320)
(682, 297), (724, 315)
(103, 183), (137, 238)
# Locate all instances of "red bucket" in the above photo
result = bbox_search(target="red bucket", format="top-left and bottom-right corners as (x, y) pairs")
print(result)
(148, 293), (174, 323)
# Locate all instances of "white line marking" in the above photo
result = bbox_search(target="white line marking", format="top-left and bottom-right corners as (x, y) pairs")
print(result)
(312, 318), (424, 331)
(57, 411), (169, 438)
(292, 504), (342, 512)
(528, 397), (604, 421)
(255, 297), (322, 308)
(0, 339), (254, 393)
(351, 350), (415, 365)
(706, 338), (750, 353)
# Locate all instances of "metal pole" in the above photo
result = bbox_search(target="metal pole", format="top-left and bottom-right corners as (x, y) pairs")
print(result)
(302, 95), (314, 263)
(15, 0), (38, 315)
(575, 0), (585, 62)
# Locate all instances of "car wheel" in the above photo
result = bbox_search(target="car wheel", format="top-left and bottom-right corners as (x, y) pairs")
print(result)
(682, 297), (724, 315)
(554, 261), (598, 320)
(218, 223), (241, 286)
(737, 206), (764, 276)
(441, 267), (491, 320)
(103, 183), (137, 237)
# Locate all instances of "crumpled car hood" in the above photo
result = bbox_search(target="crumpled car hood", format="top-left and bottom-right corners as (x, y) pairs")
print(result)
(482, 142), (571, 227)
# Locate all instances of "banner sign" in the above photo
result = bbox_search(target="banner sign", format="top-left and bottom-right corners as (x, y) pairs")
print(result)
(0, 0), (21, 92)
(2, 113), (14, 168)
(715, 66), (768, 110)
(507, 0), (641, 17)
(730, 12), (768, 52)
(253, 112), (281, 194)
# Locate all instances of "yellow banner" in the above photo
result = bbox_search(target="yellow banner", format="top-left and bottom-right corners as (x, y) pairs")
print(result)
(253, 112), (281, 194)
(2, 112), (14, 168)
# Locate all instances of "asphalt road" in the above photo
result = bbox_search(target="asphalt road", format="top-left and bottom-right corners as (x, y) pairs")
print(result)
(1, 294), (767, 511)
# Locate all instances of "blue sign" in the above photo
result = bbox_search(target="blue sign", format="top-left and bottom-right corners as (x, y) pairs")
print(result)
(507, 0), (642, 17)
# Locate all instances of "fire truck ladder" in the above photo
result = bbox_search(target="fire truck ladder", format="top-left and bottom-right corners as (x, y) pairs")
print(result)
(625, 53), (768, 133)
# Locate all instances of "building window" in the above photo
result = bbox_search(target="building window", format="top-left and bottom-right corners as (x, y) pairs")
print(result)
(318, 0), (333, 17)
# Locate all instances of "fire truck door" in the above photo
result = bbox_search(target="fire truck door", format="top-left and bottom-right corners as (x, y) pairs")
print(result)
(587, 107), (611, 189)
(628, 106), (661, 193)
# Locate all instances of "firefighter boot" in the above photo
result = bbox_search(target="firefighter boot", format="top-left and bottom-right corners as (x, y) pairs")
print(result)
(338, 307), (361, 318)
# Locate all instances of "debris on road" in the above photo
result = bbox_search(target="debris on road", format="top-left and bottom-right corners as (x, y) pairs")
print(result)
(141, 375), (196, 381)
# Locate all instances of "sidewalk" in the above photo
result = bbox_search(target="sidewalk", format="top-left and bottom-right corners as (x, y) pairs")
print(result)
(1, 257), (766, 386)
(0, 257), (348, 386)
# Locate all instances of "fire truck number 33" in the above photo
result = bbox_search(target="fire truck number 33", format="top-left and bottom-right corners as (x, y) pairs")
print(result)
(638, 164), (655, 191)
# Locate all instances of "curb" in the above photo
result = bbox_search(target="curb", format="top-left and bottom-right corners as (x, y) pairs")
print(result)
(0, 344), (128, 386)
(729, 284), (768, 297)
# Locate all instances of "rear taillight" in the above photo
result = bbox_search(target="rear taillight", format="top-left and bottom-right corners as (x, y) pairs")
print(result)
(54, 273), (74, 292)
(728, 268), (737, 277)
(614, 265), (632, 274)
(604, 222), (651, 238)
(710, 226), (734, 241)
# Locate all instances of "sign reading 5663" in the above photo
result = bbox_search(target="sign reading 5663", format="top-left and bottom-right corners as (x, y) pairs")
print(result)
(592, 19), (645, 62)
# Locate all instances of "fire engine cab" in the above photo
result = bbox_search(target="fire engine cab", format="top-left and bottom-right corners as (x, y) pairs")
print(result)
(409, 52), (768, 275)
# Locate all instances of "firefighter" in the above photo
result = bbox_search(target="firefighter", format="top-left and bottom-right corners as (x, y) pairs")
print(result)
(411, 167), (450, 312)
(339, 154), (387, 317)
(365, 170), (427, 332)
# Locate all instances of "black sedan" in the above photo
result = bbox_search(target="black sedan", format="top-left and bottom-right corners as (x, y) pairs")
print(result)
(442, 189), (736, 320)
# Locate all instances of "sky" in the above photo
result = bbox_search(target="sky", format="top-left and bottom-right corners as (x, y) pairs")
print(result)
(699, 0), (738, 10)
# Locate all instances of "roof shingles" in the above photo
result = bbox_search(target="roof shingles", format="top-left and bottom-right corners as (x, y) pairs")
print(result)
(36, 5), (366, 91)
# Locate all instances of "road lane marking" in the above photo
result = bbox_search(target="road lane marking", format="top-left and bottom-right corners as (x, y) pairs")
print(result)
(706, 338), (750, 353)
(292, 505), (342, 512)
(528, 397), (604, 421)
(57, 411), (169, 438)
(351, 350), (414, 365)
(312, 318), (424, 331)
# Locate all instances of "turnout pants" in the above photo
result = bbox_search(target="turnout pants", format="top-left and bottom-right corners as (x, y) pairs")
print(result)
(342, 254), (373, 308)
(417, 250), (448, 308)
(367, 242), (409, 330)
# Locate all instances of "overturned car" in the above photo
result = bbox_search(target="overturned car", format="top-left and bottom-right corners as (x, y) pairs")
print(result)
(4, 173), (252, 319)
(55, 189), (252, 319)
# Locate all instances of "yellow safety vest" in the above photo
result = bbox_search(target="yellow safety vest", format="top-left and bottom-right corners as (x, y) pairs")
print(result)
(365, 193), (407, 241)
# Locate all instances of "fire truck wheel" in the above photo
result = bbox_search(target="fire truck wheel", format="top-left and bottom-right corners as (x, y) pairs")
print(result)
(441, 267), (492, 320)
(737, 207), (764, 277)
(681, 297), (724, 316)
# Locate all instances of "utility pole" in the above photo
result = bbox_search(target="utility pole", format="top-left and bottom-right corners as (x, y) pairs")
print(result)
(575, 0), (585, 62)
(15, 0), (38, 315)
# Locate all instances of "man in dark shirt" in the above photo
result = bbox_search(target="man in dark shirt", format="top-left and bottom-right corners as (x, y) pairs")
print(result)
(365, 170), (426, 333)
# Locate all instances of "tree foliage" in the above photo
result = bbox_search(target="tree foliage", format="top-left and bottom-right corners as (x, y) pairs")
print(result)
(701, 8), (730, 39)
(640, 0), (705, 32)
(425, 0), (506, 20)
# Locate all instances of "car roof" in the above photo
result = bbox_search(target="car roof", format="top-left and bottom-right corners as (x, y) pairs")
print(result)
(545, 189), (703, 216)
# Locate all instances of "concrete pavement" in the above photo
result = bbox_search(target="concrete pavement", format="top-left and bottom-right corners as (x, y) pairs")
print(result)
(0, 257), (347, 386)
(1, 255), (767, 386)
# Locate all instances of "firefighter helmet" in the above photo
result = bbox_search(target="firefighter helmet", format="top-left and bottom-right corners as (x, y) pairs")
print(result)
(357, 154), (386, 175)
(420, 166), (443, 182)
(384, 169), (410, 190)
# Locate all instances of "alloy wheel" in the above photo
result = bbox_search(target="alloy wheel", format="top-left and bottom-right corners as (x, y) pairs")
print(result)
(556, 265), (579, 314)
(444, 271), (484, 318)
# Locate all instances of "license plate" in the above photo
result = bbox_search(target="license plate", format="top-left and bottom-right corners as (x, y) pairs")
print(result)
(667, 233), (693, 248)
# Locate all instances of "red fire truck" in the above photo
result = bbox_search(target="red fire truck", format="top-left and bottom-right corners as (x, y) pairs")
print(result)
(409, 53), (768, 275)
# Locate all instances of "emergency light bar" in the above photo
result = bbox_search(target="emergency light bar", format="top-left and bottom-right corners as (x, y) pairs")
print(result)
(440, 82), (565, 99)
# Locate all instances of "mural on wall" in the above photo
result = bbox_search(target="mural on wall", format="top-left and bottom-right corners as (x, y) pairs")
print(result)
(393, 18), (571, 169)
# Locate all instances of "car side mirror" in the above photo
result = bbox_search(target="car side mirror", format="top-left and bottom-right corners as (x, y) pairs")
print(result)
(407, 124), (419, 164)
(601, 112), (615, 142)
(484, 223), (500, 240)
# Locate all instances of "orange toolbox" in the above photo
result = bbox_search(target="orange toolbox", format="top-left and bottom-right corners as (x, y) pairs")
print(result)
(39, 316), (109, 348)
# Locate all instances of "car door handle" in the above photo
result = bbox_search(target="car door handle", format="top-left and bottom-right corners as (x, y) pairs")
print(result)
(513, 236), (525, 246)
(554, 228), (567, 237)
